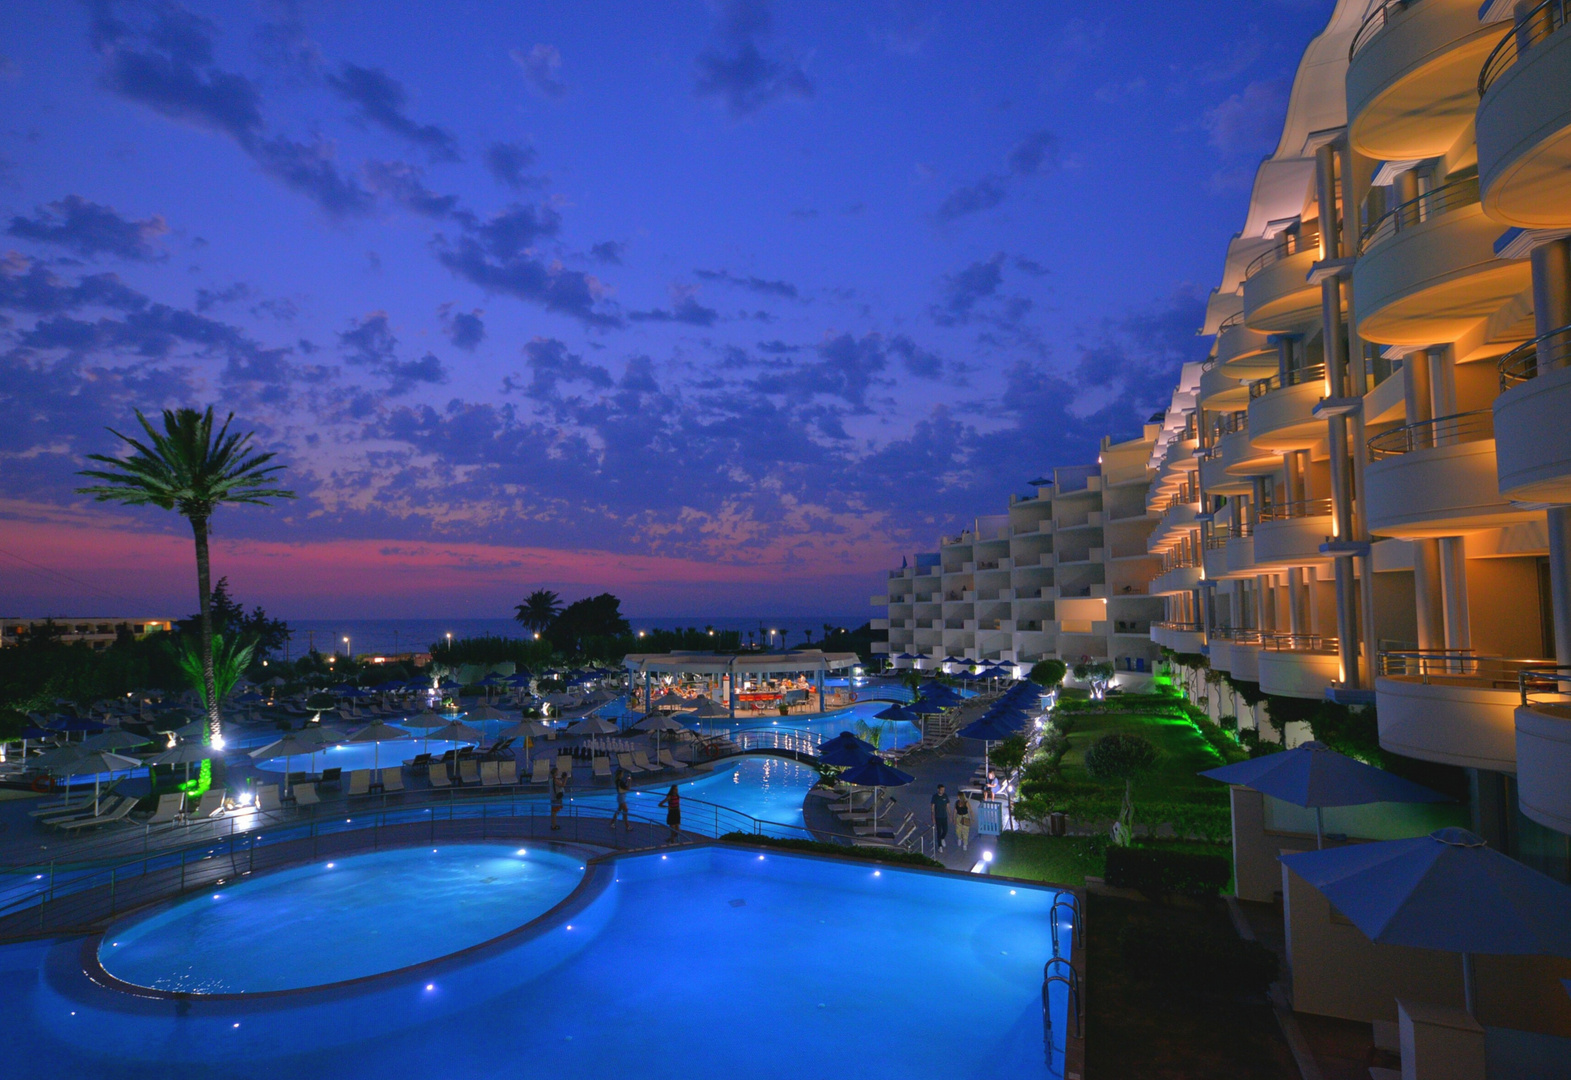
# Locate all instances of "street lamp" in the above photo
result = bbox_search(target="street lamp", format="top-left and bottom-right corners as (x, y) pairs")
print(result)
(342, 635), (350, 659)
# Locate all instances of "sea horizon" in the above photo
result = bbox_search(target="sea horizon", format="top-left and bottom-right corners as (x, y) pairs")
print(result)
(284, 615), (869, 660)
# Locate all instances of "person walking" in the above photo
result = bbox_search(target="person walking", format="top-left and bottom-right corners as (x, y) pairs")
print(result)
(611, 766), (633, 831)
(953, 791), (972, 851)
(658, 784), (681, 842)
(549, 768), (565, 831)
(931, 783), (950, 853)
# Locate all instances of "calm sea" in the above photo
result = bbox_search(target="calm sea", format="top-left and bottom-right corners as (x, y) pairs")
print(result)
(286, 615), (868, 659)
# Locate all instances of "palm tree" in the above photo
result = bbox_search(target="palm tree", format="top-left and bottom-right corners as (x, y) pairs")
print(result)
(515, 589), (563, 634)
(78, 408), (294, 747)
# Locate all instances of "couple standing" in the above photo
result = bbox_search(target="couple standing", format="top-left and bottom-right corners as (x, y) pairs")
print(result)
(930, 784), (973, 853)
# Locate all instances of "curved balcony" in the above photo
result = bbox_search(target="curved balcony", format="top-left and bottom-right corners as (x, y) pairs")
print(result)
(1225, 531), (1256, 574)
(1203, 538), (1230, 581)
(1247, 369), (1326, 452)
(1229, 641), (1261, 683)
(1254, 498), (1334, 565)
(1220, 424), (1281, 477)
(1152, 621), (1205, 654)
(1364, 411), (1534, 536)
(1150, 564), (1201, 596)
(1200, 453), (1251, 496)
(1258, 635), (1341, 700)
(1494, 327), (1571, 503)
(1354, 178), (1532, 345)
(1199, 361), (1250, 412)
(1477, 1), (1571, 228)
(1242, 247), (1322, 334)
(1215, 316), (1276, 371)
(1377, 652), (1558, 771)
(1515, 666), (1571, 832)
(1348, 0), (1511, 161)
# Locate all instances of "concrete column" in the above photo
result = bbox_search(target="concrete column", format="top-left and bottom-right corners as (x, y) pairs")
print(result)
(1405, 347), (1434, 426)
(1315, 141), (1342, 260)
(1413, 539), (1446, 650)
(1276, 335), (1292, 384)
(1429, 346), (1458, 433)
(1322, 277), (1347, 396)
(1328, 419), (1353, 540)
(1334, 557), (1360, 685)
(1546, 507), (1571, 665)
(1256, 574), (1270, 632)
(1288, 567), (1306, 638)
(1306, 565), (1322, 637)
(1532, 237), (1571, 380)
(1439, 537), (1471, 652)
(1358, 553), (1379, 687)
(1284, 454), (1302, 510)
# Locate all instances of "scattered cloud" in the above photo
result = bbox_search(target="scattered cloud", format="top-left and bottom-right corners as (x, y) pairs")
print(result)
(441, 306), (485, 351)
(694, 0), (813, 118)
(325, 63), (461, 162)
(338, 311), (447, 393)
(484, 140), (542, 191)
(628, 284), (719, 327)
(590, 240), (624, 265)
(694, 267), (799, 300)
(936, 129), (1058, 222)
(7, 195), (169, 261)
(510, 44), (568, 99)
(1201, 78), (1286, 158)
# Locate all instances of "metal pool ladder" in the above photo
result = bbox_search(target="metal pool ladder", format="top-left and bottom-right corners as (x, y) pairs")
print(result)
(1041, 956), (1082, 1062)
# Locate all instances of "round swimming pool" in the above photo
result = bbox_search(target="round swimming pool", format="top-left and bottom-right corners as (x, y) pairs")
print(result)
(98, 844), (584, 993)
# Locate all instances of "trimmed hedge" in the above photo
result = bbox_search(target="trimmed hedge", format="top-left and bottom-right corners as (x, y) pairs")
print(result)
(1105, 845), (1231, 898)
(718, 832), (943, 869)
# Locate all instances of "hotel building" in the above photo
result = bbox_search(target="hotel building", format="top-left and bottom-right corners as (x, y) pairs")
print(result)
(872, 429), (1164, 678)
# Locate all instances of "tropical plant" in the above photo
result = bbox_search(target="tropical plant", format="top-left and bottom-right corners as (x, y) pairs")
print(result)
(515, 589), (563, 634)
(173, 632), (257, 712)
(852, 718), (888, 751)
(78, 407), (294, 750)
(1083, 733), (1160, 846)
(1071, 658), (1117, 700)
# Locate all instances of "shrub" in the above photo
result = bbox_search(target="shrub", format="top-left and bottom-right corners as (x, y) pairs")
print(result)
(1104, 846), (1231, 898)
(1120, 923), (1278, 997)
(1084, 734), (1160, 782)
(1029, 658), (1067, 688)
(991, 732), (1029, 773)
(1217, 714), (1237, 732)
(718, 832), (942, 868)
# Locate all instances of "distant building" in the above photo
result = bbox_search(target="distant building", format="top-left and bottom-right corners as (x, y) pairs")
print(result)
(872, 427), (1165, 679)
(0, 617), (174, 650)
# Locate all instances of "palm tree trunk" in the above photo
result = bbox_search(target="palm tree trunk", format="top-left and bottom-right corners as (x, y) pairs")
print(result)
(190, 514), (221, 743)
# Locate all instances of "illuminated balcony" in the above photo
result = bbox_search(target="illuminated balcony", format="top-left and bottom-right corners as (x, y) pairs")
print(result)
(1377, 652), (1556, 771)
(1220, 424), (1279, 478)
(1257, 634), (1341, 700)
(1242, 246), (1321, 334)
(1478, 3), (1571, 228)
(1494, 328), (1571, 503)
(1516, 667), (1571, 833)
(1152, 621), (1205, 653)
(1215, 313), (1276, 371)
(1246, 368), (1326, 452)
(1254, 498), (1334, 565)
(1347, 0), (1510, 161)
(1363, 411), (1535, 536)
(1225, 530), (1257, 574)
(1198, 360), (1250, 413)
(1354, 177), (1532, 346)
(1149, 564), (1201, 596)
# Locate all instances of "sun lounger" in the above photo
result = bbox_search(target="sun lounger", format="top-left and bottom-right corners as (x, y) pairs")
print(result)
(255, 783), (281, 812)
(853, 811), (910, 838)
(141, 792), (185, 826)
(617, 752), (649, 774)
(499, 760), (518, 785)
(186, 790), (225, 820)
(319, 767), (342, 788)
(293, 782), (320, 807)
(529, 758), (552, 784)
(39, 795), (127, 826)
(428, 763), (452, 788)
(379, 768), (404, 793)
(347, 769), (372, 796)
(658, 749), (690, 771)
(29, 781), (122, 817)
(458, 758), (480, 785)
(404, 752), (433, 771)
(632, 751), (662, 772)
(592, 756), (612, 779)
(555, 754), (574, 776)
(480, 761), (501, 786)
(55, 798), (137, 831)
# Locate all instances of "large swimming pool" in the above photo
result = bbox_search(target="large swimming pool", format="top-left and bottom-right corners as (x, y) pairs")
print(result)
(7, 846), (1074, 1078)
(573, 755), (819, 835)
(97, 845), (585, 993)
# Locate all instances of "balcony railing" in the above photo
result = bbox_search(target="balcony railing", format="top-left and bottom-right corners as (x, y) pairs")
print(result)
(1249, 363), (1326, 398)
(1360, 176), (1481, 253)
(1218, 310), (1246, 333)
(1244, 224), (1319, 281)
(1498, 323), (1571, 389)
(1261, 632), (1338, 653)
(1518, 664), (1571, 707)
(1154, 621), (1203, 633)
(1350, 0), (1416, 61)
(1381, 650), (1558, 687)
(1228, 521), (1255, 538)
(1258, 497), (1333, 522)
(1366, 409), (1494, 459)
(1203, 534), (1228, 551)
(1480, 0), (1568, 95)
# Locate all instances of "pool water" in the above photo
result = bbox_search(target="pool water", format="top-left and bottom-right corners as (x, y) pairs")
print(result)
(253, 739), (472, 775)
(96, 845), (584, 993)
(723, 699), (924, 749)
(10, 846), (1073, 1079)
(575, 755), (819, 835)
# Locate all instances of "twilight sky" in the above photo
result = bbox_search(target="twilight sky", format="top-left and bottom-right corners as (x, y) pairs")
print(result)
(0, 0), (1333, 619)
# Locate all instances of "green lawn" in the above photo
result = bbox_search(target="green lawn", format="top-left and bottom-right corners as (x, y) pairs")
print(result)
(1057, 701), (1231, 804)
(993, 832), (1235, 890)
